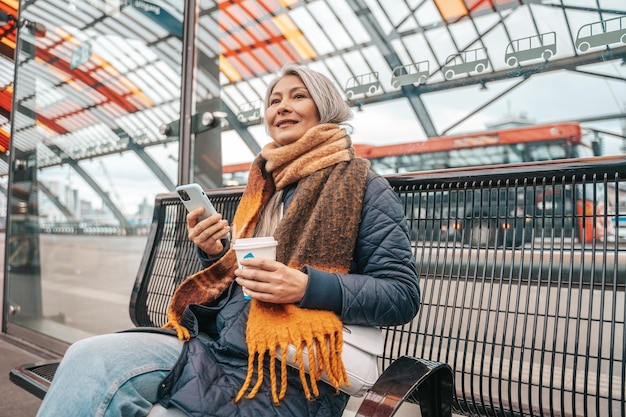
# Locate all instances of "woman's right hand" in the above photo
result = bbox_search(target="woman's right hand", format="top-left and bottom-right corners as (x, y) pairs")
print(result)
(186, 207), (231, 257)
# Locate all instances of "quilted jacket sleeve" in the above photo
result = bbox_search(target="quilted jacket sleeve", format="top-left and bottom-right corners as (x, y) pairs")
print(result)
(298, 172), (420, 326)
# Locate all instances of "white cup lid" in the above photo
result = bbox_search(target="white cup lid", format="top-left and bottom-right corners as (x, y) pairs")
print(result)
(233, 237), (277, 249)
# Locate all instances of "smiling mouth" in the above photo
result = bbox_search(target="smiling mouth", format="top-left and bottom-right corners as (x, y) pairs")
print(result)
(277, 121), (297, 128)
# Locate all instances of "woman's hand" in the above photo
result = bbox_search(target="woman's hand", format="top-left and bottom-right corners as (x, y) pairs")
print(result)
(186, 207), (230, 257)
(234, 258), (308, 304)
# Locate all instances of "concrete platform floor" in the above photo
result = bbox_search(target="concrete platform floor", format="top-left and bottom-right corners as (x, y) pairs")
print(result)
(0, 334), (53, 417)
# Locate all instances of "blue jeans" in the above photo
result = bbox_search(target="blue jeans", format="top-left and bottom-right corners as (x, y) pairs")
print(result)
(36, 332), (184, 417)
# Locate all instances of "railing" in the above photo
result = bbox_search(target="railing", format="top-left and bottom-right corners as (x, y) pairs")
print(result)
(385, 156), (625, 417)
(38, 223), (151, 236)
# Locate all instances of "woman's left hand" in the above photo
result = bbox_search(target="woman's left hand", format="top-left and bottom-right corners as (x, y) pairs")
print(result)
(234, 258), (308, 304)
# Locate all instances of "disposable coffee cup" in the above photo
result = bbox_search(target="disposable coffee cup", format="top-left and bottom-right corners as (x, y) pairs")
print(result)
(233, 237), (278, 300)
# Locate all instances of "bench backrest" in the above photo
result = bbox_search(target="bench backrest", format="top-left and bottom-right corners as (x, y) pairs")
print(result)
(130, 158), (626, 417)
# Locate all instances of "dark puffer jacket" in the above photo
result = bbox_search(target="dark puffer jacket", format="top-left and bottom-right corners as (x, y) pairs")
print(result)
(157, 171), (420, 417)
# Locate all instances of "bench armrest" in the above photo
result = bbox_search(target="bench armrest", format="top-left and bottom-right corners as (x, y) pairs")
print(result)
(9, 361), (59, 400)
(355, 356), (454, 417)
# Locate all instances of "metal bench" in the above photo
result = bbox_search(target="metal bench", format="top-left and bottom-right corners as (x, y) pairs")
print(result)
(10, 186), (454, 417)
(11, 157), (626, 417)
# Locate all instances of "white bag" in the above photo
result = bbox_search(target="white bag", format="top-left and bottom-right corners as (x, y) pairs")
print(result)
(280, 324), (384, 397)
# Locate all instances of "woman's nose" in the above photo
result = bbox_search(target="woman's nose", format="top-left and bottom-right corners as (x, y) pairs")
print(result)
(276, 100), (290, 114)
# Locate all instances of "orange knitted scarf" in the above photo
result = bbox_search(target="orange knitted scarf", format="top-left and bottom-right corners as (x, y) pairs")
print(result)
(164, 124), (370, 404)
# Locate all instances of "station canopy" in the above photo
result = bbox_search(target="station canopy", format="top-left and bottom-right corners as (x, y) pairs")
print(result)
(0, 0), (625, 175)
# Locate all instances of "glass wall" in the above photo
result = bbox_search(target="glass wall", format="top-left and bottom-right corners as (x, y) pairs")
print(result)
(3, 0), (219, 350)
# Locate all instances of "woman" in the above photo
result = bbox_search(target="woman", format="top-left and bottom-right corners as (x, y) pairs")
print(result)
(36, 63), (420, 417)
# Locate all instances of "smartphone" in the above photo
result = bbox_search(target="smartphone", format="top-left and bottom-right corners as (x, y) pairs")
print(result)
(176, 183), (217, 221)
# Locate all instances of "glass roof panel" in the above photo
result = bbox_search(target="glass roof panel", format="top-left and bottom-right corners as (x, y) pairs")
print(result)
(327, 0), (371, 44)
(433, 0), (468, 22)
(447, 18), (482, 51)
(424, 26), (460, 65)
(307, 1), (354, 50)
(362, 0), (394, 36)
(152, 39), (184, 74)
(413, 0), (446, 27)
(378, 0), (412, 29)
(396, 32), (438, 71)
(0, 58), (13, 85)
(221, 84), (247, 110)
(289, 6), (333, 55)
(1, 0), (625, 178)
(342, 49), (374, 83)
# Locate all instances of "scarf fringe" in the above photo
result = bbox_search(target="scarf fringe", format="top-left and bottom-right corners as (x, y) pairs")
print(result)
(235, 330), (349, 404)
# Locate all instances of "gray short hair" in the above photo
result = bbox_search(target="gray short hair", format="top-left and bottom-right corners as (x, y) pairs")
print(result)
(264, 63), (352, 125)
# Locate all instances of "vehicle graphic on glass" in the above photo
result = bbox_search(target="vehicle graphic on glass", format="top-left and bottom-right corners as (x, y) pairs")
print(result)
(442, 47), (488, 80)
(236, 100), (262, 123)
(391, 61), (430, 88)
(344, 72), (381, 99)
(575, 16), (626, 53)
(504, 32), (556, 67)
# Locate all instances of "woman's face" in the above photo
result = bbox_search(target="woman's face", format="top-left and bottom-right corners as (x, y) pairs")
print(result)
(266, 75), (320, 146)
